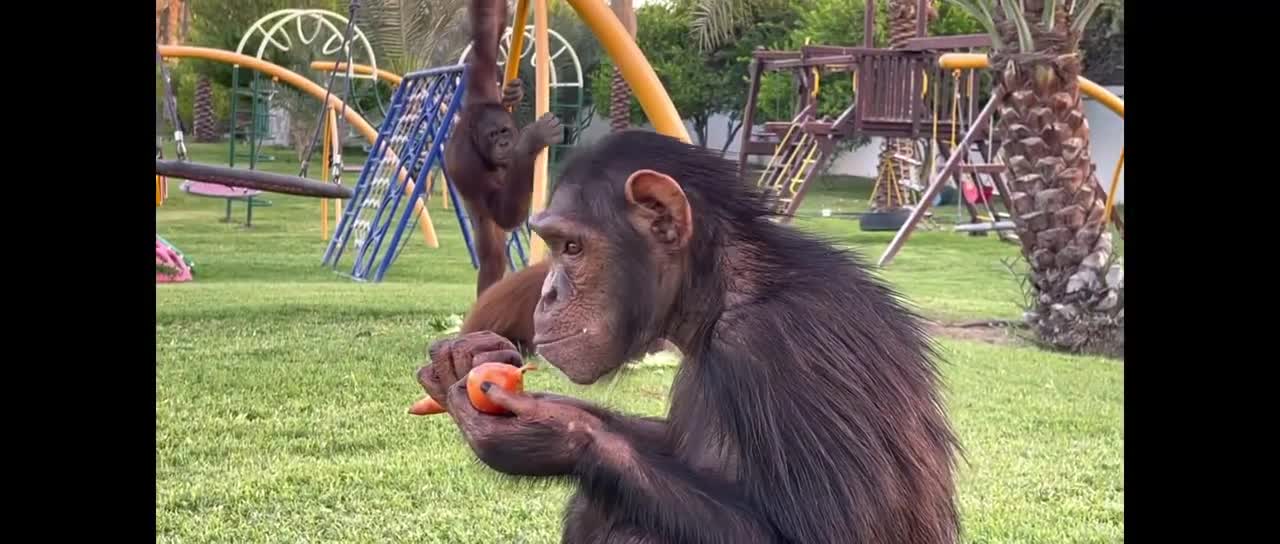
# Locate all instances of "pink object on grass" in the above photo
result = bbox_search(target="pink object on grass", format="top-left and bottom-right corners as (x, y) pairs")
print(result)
(156, 239), (192, 283)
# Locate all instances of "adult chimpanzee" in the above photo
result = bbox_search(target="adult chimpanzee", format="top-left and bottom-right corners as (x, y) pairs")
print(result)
(419, 130), (959, 543)
(445, 0), (564, 296)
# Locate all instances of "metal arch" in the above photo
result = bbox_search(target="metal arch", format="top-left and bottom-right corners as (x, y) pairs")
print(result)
(234, 9), (379, 82)
(458, 26), (585, 90)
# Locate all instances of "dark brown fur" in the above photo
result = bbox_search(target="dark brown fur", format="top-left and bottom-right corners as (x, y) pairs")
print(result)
(426, 130), (959, 543)
(461, 260), (546, 354)
(444, 0), (562, 296)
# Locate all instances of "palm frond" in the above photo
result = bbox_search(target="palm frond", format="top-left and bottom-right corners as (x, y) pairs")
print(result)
(949, 0), (1005, 51)
(1002, 0), (1035, 53)
(356, 0), (466, 74)
(1069, 0), (1105, 35)
(1041, 0), (1057, 32)
(690, 0), (751, 52)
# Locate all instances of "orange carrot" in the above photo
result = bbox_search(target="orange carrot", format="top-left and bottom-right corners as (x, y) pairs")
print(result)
(408, 396), (446, 415)
(408, 362), (537, 416)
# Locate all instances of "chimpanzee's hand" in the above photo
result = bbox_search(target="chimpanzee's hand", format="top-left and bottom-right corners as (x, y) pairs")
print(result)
(525, 112), (565, 150)
(501, 79), (524, 109)
(446, 384), (602, 476)
(418, 331), (523, 408)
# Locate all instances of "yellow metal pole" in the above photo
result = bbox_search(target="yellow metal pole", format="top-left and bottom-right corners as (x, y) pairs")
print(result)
(529, 0), (551, 262)
(564, 0), (689, 142)
(1103, 148), (1124, 223)
(436, 170), (449, 210)
(506, 0), (532, 86)
(937, 53), (1124, 118)
(159, 46), (439, 248)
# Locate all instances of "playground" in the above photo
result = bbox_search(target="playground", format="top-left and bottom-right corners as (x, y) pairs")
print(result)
(157, 1), (1123, 542)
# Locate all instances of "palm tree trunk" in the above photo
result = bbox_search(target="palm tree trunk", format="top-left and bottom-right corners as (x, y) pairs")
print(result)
(871, 0), (936, 212)
(991, 1), (1123, 355)
(609, 0), (636, 132)
(193, 76), (219, 142)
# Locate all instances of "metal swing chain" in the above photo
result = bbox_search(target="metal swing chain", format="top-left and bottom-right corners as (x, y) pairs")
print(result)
(298, 0), (360, 179)
(156, 45), (188, 162)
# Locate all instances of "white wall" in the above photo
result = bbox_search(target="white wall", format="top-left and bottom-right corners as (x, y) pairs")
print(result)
(575, 85), (1125, 204)
(1084, 86), (1124, 204)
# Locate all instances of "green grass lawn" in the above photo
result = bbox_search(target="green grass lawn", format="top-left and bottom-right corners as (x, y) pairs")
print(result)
(156, 143), (1123, 543)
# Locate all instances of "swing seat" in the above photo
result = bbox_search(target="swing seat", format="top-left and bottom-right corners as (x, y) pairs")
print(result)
(180, 180), (268, 227)
(180, 181), (262, 200)
(859, 208), (911, 232)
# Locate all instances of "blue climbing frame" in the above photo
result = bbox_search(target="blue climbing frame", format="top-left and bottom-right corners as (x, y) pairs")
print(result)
(321, 63), (531, 282)
(322, 64), (465, 281)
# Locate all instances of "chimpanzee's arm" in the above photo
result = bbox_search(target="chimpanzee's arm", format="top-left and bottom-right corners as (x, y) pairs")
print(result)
(490, 115), (562, 229)
(573, 428), (782, 544)
(534, 392), (668, 444)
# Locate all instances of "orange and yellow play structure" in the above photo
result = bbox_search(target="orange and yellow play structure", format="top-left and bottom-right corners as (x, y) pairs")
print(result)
(161, 0), (690, 261)
(159, 44), (443, 248)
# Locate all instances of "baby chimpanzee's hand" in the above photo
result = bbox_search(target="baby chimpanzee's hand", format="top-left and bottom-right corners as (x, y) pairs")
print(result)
(528, 112), (565, 149)
(501, 79), (524, 109)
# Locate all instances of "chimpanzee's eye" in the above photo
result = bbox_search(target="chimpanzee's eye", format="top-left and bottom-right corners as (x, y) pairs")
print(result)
(564, 241), (582, 255)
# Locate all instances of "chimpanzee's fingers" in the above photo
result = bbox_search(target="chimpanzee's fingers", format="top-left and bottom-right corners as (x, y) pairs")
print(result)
(473, 349), (524, 368)
(480, 382), (540, 416)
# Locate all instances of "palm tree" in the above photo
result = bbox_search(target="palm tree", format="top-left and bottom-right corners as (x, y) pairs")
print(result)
(949, 0), (1121, 355)
(158, 0), (219, 142)
(193, 78), (219, 142)
(353, 0), (470, 77)
(609, 0), (637, 131)
(871, 0), (937, 212)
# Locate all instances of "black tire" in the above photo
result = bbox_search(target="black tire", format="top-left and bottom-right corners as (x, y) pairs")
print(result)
(859, 208), (911, 232)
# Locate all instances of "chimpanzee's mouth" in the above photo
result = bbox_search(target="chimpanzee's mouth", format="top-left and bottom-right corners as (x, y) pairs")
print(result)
(532, 330), (584, 349)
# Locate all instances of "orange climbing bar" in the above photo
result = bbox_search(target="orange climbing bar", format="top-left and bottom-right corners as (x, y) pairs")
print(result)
(310, 61), (403, 86)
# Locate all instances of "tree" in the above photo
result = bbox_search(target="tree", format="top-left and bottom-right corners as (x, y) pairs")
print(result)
(1080, 0), (1122, 85)
(609, 0), (637, 132)
(186, 0), (318, 140)
(705, 3), (798, 155)
(591, 2), (728, 147)
(156, 0), (189, 46)
(689, 0), (793, 52)
(949, 0), (1121, 355)
(193, 77), (219, 142)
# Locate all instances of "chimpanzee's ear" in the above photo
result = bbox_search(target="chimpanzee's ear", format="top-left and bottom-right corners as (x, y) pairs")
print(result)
(624, 169), (693, 249)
